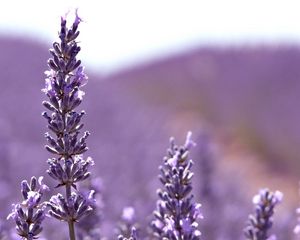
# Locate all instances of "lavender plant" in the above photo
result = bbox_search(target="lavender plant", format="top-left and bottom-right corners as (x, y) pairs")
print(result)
(7, 177), (49, 239)
(151, 132), (203, 239)
(42, 10), (95, 240)
(244, 188), (283, 240)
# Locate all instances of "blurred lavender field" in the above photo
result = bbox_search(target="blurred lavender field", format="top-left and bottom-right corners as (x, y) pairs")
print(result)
(1, 35), (300, 239)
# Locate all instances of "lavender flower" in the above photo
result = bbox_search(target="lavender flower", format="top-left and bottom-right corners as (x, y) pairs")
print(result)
(47, 155), (94, 189)
(42, 10), (94, 240)
(244, 188), (283, 240)
(7, 177), (49, 240)
(151, 131), (202, 239)
(48, 191), (94, 222)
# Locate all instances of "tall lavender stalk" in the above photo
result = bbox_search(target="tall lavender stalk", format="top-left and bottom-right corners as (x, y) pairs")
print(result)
(42, 10), (94, 240)
(244, 189), (283, 240)
(151, 132), (203, 240)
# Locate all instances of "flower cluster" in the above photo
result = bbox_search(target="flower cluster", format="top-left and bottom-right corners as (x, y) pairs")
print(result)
(42, 11), (90, 182)
(41, 10), (95, 240)
(151, 132), (203, 239)
(47, 155), (94, 189)
(48, 191), (94, 222)
(244, 188), (283, 240)
(7, 177), (49, 239)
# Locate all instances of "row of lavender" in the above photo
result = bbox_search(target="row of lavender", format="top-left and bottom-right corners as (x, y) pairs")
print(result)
(1, 11), (299, 240)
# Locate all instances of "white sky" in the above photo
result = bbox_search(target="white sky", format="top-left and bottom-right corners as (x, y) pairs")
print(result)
(1, 0), (300, 73)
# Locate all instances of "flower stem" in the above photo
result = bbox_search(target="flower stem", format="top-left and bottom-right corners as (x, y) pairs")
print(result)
(66, 184), (76, 240)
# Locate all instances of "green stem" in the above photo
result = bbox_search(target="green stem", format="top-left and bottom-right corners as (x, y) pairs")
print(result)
(66, 184), (76, 240)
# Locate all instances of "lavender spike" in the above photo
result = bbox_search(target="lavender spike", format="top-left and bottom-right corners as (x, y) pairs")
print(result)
(244, 188), (283, 240)
(42, 10), (95, 240)
(7, 177), (49, 240)
(151, 132), (202, 239)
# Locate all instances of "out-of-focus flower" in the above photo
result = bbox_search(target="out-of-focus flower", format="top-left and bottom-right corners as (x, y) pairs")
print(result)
(244, 188), (283, 240)
(151, 132), (202, 239)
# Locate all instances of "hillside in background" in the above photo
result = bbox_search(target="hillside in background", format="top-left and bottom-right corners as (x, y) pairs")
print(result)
(105, 46), (300, 174)
(0, 36), (300, 238)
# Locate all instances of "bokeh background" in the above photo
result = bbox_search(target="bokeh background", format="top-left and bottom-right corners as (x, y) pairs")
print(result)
(1, 1), (300, 239)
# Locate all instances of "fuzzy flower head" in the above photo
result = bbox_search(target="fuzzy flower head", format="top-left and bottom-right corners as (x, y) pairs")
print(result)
(252, 189), (283, 206)
(152, 132), (201, 239)
(166, 131), (196, 168)
(245, 188), (283, 240)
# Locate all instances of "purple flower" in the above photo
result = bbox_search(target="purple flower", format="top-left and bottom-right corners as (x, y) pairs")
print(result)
(24, 191), (41, 208)
(7, 177), (47, 239)
(74, 66), (88, 86)
(151, 132), (202, 239)
(244, 188), (283, 240)
(48, 192), (93, 222)
(41, 9), (94, 240)
(20, 176), (49, 208)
